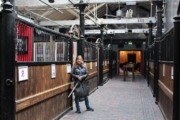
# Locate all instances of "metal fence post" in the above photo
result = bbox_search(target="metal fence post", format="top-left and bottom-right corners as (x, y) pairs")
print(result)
(0, 0), (15, 119)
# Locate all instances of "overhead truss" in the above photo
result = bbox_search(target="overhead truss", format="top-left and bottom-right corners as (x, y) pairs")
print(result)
(39, 17), (156, 26)
(15, 0), (151, 7)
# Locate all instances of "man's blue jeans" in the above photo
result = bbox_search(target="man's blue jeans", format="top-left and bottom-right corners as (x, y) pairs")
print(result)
(75, 96), (90, 110)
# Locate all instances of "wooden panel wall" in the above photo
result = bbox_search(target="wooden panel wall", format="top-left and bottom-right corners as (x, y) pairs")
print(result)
(158, 63), (173, 120)
(146, 68), (148, 79)
(103, 60), (109, 83)
(88, 76), (98, 94)
(85, 62), (98, 94)
(15, 64), (71, 120)
(149, 61), (154, 74)
(16, 92), (71, 120)
(103, 72), (109, 83)
(149, 61), (154, 93)
(103, 60), (109, 70)
(159, 88), (173, 120)
(149, 72), (154, 92)
(112, 62), (116, 77)
(159, 64), (173, 92)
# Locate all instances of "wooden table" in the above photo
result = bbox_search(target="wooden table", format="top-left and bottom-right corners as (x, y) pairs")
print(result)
(123, 64), (135, 81)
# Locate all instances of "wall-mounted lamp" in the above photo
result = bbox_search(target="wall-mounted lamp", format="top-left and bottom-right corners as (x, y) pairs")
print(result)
(95, 38), (102, 47)
(95, 38), (102, 44)
(108, 44), (111, 49)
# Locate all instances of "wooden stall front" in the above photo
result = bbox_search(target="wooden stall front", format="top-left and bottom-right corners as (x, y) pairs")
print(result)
(85, 62), (98, 94)
(15, 63), (72, 120)
(158, 62), (173, 120)
(149, 60), (154, 94)
(146, 60), (148, 80)
(112, 61), (116, 77)
(103, 60), (109, 84)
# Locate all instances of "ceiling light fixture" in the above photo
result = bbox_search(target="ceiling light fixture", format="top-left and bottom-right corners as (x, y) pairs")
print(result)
(116, 2), (122, 19)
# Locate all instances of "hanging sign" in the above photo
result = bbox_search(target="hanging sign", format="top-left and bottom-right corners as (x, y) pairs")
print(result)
(51, 64), (56, 78)
(18, 66), (28, 81)
(163, 64), (165, 77)
(90, 62), (92, 69)
(67, 64), (71, 73)
(171, 67), (174, 80)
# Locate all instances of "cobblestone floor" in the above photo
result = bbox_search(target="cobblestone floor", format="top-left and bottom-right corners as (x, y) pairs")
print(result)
(60, 75), (165, 120)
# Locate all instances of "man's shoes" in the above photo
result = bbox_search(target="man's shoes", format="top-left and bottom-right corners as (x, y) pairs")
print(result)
(87, 107), (94, 111)
(76, 109), (81, 114)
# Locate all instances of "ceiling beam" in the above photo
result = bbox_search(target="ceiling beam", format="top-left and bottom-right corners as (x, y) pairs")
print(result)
(15, 0), (151, 7)
(37, 9), (54, 21)
(66, 5), (80, 18)
(39, 17), (156, 26)
(86, 3), (105, 17)
(137, 4), (150, 13)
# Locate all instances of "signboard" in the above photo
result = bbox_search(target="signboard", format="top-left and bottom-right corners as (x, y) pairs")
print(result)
(51, 64), (56, 78)
(67, 64), (71, 73)
(18, 66), (28, 81)
(90, 62), (92, 69)
(171, 67), (174, 80)
(17, 36), (28, 54)
(163, 64), (165, 77)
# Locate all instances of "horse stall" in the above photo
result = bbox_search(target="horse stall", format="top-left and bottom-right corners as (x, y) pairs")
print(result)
(149, 60), (154, 94)
(103, 49), (109, 84)
(158, 62), (173, 120)
(146, 28), (174, 120)
(157, 28), (174, 120)
(15, 19), (72, 120)
(109, 50), (117, 78)
(84, 41), (98, 94)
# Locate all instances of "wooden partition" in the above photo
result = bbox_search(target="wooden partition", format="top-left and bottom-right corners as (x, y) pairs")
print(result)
(112, 62), (116, 77)
(15, 63), (72, 120)
(85, 62), (98, 94)
(103, 60), (109, 84)
(146, 60), (148, 80)
(158, 62), (173, 120)
(149, 60), (154, 93)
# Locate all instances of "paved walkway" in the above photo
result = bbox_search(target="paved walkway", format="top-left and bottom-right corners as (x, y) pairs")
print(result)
(60, 75), (164, 120)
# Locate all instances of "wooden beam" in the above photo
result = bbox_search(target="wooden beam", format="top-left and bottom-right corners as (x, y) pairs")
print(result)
(86, 71), (98, 79)
(16, 83), (70, 112)
(158, 80), (173, 101)
(103, 69), (109, 73)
